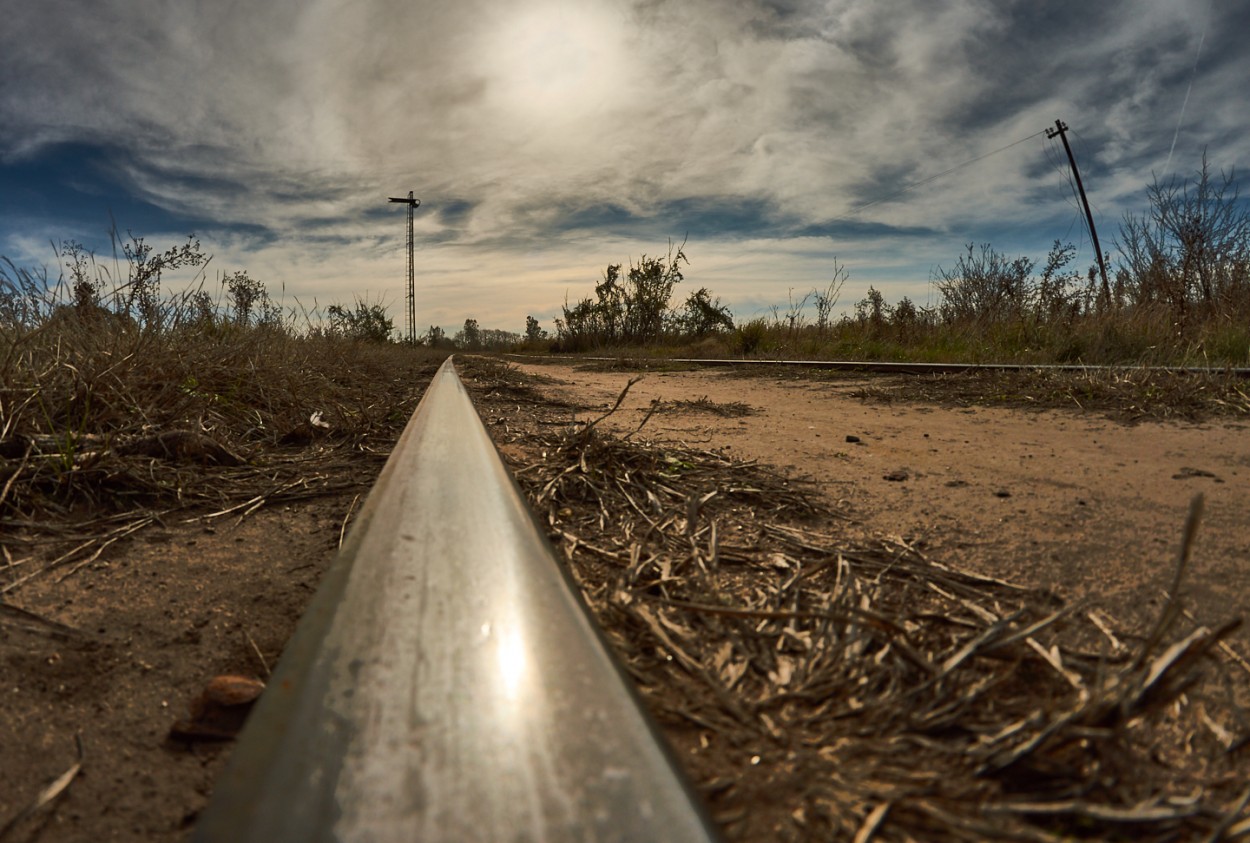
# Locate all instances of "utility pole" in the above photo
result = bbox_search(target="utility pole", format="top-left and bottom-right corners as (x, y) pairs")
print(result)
(1046, 119), (1110, 306)
(388, 191), (420, 345)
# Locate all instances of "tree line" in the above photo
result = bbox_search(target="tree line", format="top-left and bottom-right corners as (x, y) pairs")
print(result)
(444, 157), (1248, 363)
(432, 239), (735, 353)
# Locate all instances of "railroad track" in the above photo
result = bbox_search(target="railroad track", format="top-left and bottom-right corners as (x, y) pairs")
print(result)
(510, 354), (1250, 378)
(195, 358), (722, 842)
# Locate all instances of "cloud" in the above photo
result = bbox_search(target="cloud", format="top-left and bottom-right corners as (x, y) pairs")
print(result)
(2, 0), (1246, 333)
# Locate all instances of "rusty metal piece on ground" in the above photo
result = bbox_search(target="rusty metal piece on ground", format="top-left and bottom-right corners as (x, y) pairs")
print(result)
(195, 357), (721, 843)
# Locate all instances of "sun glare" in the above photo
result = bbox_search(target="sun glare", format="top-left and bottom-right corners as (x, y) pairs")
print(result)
(495, 624), (528, 702)
(483, 1), (628, 123)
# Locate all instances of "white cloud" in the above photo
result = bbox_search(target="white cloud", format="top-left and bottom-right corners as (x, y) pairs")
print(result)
(2, 0), (1247, 333)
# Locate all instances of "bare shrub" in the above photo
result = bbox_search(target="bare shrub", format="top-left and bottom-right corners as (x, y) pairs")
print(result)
(771, 287), (811, 349)
(224, 270), (278, 326)
(555, 239), (690, 349)
(854, 285), (890, 332)
(58, 239), (104, 310)
(327, 298), (395, 343)
(677, 287), (734, 338)
(934, 243), (1035, 326)
(118, 232), (207, 326)
(524, 315), (548, 345)
(732, 317), (770, 355)
(814, 258), (849, 336)
(1117, 154), (1250, 320)
(622, 240), (687, 344)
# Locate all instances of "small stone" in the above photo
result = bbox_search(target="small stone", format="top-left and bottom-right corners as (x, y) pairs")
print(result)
(1173, 466), (1219, 481)
(170, 675), (265, 742)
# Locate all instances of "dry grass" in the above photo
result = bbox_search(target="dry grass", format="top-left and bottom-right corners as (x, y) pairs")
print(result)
(532, 355), (1250, 425)
(466, 358), (1250, 842)
(656, 396), (758, 418)
(846, 367), (1250, 424)
(1, 303), (444, 593)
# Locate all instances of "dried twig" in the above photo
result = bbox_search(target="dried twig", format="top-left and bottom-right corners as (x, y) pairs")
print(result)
(577, 376), (642, 442)
(1136, 492), (1204, 670)
(339, 492), (362, 548)
(0, 601), (81, 639)
(0, 734), (84, 841)
(0, 439), (34, 512)
(468, 361), (1250, 843)
(245, 630), (272, 679)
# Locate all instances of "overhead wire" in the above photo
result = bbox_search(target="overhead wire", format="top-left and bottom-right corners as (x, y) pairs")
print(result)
(806, 122), (1106, 271)
(1042, 129), (1095, 260)
(1068, 126), (1112, 260)
(845, 128), (1050, 213)
(1044, 132), (1081, 207)
(1044, 135), (1082, 214)
(803, 122), (1101, 294)
(1060, 207), (1085, 248)
(1069, 127), (1106, 216)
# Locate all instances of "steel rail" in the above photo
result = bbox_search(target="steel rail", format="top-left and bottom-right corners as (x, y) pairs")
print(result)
(508, 354), (1250, 378)
(195, 358), (722, 843)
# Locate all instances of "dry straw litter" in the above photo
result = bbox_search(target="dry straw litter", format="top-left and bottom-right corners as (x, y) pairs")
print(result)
(466, 358), (1250, 843)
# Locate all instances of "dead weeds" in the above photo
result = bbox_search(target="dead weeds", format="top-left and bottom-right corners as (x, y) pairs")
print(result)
(519, 356), (1250, 423)
(467, 357), (1250, 843)
(1, 319), (444, 597)
(848, 367), (1250, 424)
(657, 396), (758, 418)
(1, 323), (443, 839)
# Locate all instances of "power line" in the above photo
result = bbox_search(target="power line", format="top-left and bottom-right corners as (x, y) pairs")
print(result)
(1060, 207), (1085, 247)
(1046, 119), (1110, 302)
(1044, 135), (1083, 215)
(1068, 126), (1109, 223)
(1045, 131), (1100, 266)
(846, 129), (1049, 214)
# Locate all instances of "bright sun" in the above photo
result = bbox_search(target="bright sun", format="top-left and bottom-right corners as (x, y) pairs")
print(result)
(483, 1), (628, 123)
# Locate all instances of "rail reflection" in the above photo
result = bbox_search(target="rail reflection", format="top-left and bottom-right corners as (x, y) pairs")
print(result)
(195, 357), (722, 843)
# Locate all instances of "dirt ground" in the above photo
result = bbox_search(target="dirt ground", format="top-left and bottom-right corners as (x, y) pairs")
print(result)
(1, 357), (1247, 841)
(508, 360), (1249, 643)
(0, 470), (376, 841)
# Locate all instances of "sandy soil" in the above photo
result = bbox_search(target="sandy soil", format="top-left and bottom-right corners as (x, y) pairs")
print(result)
(510, 360), (1249, 641)
(2, 357), (1246, 841)
(0, 486), (364, 842)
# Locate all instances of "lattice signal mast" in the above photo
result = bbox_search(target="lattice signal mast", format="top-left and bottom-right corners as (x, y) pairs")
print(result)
(388, 191), (420, 344)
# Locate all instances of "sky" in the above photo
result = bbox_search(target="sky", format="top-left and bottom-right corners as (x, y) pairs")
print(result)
(2, 0), (1246, 338)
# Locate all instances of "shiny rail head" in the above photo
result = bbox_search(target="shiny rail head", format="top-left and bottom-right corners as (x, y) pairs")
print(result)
(195, 357), (723, 843)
